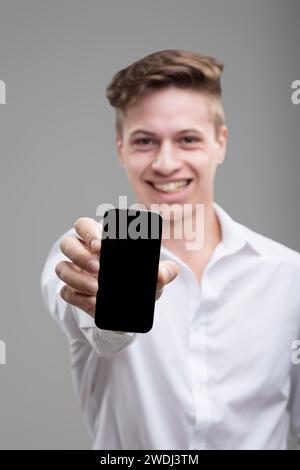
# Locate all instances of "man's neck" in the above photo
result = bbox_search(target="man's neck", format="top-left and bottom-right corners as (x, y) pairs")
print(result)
(161, 201), (222, 275)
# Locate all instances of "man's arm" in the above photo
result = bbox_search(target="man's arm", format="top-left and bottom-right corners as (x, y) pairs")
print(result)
(40, 217), (179, 358)
(40, 225), (137, 358)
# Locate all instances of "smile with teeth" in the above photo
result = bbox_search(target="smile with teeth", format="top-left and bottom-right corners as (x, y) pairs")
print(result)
(149, 179), (191, 193)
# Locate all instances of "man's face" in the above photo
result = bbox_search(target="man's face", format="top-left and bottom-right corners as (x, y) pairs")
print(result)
(116, 86), (227, 213)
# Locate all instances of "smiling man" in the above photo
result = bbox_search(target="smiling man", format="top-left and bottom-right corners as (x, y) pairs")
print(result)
(41, 49), (300, 450)
(113, 77), (227, 280)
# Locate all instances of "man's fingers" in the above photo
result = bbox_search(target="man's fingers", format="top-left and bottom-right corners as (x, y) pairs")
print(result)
(55, 261), (98, 295)
(155, 261), (178, 301)
(60, 235), (100, 274)
(74, 217), (102, 253)
(60, 285), (96, 318)
(157, 260), (179, 289)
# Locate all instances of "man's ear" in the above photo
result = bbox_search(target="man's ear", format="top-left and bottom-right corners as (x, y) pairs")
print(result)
(216, 125), (228, 165)
(115, 134), (125, 167)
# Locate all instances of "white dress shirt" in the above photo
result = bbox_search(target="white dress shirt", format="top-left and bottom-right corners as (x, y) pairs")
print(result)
(40, 201), (300, 450)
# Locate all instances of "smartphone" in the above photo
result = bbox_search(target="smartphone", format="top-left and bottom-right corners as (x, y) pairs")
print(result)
(95, 208), (163, 333)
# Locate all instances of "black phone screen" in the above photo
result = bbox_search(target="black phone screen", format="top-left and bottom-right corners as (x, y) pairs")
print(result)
(95, 208), (163, 333)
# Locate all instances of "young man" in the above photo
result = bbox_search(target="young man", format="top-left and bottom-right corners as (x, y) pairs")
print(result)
(40, 49), (300, 450)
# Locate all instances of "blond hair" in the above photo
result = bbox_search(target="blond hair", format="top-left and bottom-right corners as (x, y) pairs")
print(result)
(106, 49), (225, 138)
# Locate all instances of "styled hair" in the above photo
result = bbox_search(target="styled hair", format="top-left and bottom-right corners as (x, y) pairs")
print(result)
(105, 49), (226, 139)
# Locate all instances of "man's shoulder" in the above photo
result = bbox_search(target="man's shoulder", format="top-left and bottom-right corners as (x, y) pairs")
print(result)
(236, 221), (300, 265)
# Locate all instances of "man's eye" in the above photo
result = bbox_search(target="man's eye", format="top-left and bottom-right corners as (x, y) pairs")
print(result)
(181, 136), (200, 143)
(134, 138), (155, 145)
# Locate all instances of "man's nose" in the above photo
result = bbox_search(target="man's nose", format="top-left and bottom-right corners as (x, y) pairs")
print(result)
(151, 141), (181, 174)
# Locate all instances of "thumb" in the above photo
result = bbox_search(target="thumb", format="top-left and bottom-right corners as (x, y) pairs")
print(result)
(157, 260), (179, 288)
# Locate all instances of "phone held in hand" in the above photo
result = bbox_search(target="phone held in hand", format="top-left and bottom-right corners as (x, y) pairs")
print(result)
(95, 208), (163, 334)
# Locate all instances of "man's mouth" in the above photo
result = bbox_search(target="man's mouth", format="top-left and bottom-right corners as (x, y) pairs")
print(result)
(146, 179), (192, 194)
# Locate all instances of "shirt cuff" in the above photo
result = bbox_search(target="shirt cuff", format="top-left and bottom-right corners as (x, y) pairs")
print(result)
(82, 325), (137, 358)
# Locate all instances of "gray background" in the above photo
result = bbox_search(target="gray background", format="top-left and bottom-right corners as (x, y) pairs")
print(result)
(0, 0), (299, 450)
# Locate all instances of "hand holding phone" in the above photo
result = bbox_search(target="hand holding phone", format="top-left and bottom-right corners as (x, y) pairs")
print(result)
(56, 213), (179, 324)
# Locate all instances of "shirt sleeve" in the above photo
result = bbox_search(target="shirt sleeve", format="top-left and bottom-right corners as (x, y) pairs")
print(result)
(289, 331), (300, 450)
(289, 283), (300, 451)
(40, 225), (138, 359)
(290, 363), (300, 449)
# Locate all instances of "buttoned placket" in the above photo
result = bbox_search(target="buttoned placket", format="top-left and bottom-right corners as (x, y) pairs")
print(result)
(188, 234), (249, 449)
(187, 241), (227, 450)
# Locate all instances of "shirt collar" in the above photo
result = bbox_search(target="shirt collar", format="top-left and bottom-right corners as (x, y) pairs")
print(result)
(160, 201), (262, 259)
(212, 201), (263, 256)
(212, 201), (246, 254)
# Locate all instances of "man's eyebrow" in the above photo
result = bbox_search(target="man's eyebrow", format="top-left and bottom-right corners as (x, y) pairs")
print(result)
(129, 128), (205, 137)
(129, 129), (156, 137)
(177, 128), (205, 135)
